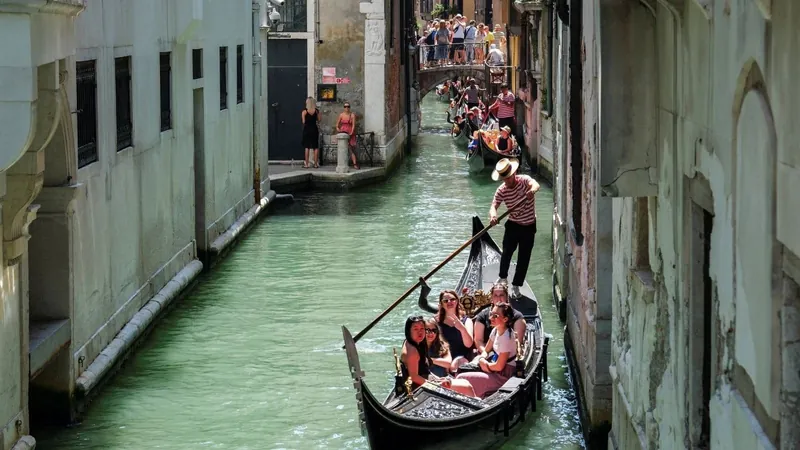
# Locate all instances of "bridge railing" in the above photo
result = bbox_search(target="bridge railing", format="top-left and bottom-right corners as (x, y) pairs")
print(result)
(415, 43), (505, 70)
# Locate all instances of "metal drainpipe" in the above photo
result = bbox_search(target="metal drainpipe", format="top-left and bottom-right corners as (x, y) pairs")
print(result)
(252, 0), (263, 203)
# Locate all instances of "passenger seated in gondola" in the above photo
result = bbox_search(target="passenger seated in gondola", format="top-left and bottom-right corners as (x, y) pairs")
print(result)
(401, 316), (443, 389)
(466, 109), (481, 131)
(467, 131), (481, 155)
(425, 318), (452, 377)
(435, 290), (475, 373)
(473, 283), (526, 355)
(454, 302), (518, 398)
(494, 126), (517, 155)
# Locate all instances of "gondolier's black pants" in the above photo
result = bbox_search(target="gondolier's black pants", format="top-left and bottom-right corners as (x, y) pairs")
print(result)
(498, 117), (516, 136)
(500, 219), (537, 287)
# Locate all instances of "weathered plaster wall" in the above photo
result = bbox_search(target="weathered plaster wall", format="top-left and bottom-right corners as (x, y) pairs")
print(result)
(68, 0), (255, 393)
(608, 0), (800, 449)
(0, 4), (80, 448)
(557, 0), (612, 437)
(316, 0), (364, 134)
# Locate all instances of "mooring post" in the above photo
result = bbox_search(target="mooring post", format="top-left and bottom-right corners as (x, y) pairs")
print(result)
(336, 132), (350, 174)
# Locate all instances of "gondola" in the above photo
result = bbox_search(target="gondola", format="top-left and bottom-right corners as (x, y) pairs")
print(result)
(465, 116), (497, 173)
(435, 83), (452, 103)
(478, 129), (521, 168)
(447, 108), (473, 148)
(342, 216), (549, 450)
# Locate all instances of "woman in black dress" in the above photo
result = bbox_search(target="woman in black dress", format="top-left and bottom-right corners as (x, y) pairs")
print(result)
(301, 97), (321, 168)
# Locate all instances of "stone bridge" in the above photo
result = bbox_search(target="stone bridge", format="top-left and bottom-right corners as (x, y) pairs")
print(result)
(417, 65), (487, 99)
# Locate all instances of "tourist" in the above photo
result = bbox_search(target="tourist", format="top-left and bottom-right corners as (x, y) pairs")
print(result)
(424, 23), (436, 67)
(301, 97), (320, 169)
(452, 14), (466, 64)
(494, 126), (516, 155)
(455, 302), (518, 398)
(464, 20), (478, 64)
(475, 23), (487, 64)
(335, 102), (359, 169)
(473, 283), (526, 352)
(489, 158), (540, 299)
(417, 30), (428, 69)
(435, 21), (449, 66)
(400, 316), (433, 388)
(468, 130), (481, 156)
(425, 318), (452, 377)
(435, 290), (475, 372)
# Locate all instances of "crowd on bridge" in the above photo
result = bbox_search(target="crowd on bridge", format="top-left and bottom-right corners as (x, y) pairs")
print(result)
(416, 14), (508, 69)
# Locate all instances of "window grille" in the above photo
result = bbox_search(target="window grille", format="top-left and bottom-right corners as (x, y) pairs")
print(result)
(192, 48), (203, 79)
(160, 52), (172, 131)
(220, 47), (228, 110)
(236, 45), (244, 104)
(76, 60), (98, 168)
(275, 0), (307, 32)
(115, 56), (133, 151)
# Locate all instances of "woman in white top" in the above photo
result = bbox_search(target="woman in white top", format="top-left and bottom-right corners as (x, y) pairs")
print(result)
(452, 302), (519, 398)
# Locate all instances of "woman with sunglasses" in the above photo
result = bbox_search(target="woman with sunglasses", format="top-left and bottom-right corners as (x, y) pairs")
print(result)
(473, 283), (526, 354)
(424, 318), (452, 377)
(454, 302), (518, 398)
(335, 102), (360, 169)
(436, 290), (475, 373)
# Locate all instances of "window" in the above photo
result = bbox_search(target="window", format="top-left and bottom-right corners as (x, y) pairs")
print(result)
(236, 44), (244, 104)
(160, 52), (172, 131)
(76, 60), (98, 168)
(633, 197), (651, 270)
(115, 56), (133, 151)
(219, 47), (228, 110)
(568, 0), (583, 245)
(389, 0), (395, 49)
(192, 48), (203, 79)
(277, 0), (307, 32)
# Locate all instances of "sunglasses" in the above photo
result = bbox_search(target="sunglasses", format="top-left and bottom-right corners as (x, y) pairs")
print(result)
(489, 313), (501, 319)
(425, 328), (438, 334)
(344, 105), (351, 108)
(444, 297), (458, 303)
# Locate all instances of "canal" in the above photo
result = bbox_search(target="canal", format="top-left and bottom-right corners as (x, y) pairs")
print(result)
(38, 96), (584, 449)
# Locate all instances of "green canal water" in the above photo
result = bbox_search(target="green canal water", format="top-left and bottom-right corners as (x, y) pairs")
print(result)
(38, 96), (584, 449)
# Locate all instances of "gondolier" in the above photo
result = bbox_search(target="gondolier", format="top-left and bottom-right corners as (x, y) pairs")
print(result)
(493, 83), (516, 135)
(489, 158), (540, 299)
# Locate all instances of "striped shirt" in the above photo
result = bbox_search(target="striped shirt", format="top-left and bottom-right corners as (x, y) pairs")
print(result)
(492, 175), (537, 225)
(496, 92), (515, 118)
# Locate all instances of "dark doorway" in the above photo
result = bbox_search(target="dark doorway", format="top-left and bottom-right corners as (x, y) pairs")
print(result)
(193, 88), (207, 254)
(689, 202), (714, 449)
(267, 39), (308, 161)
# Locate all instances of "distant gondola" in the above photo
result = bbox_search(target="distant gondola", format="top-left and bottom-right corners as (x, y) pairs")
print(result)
(342, 217), (549, 450)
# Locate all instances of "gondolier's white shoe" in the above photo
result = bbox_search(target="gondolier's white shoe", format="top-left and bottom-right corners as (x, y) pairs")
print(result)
(495, 278), (508, 286)
(510, 285), (521, 299)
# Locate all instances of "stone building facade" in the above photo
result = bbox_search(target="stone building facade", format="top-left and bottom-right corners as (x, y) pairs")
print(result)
(266, 0), (410, 169)
(0, 1), (273, 448)
(547, 0), (800, 448)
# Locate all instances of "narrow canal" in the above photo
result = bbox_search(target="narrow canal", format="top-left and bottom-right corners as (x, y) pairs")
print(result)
(38, 96), (584, 449)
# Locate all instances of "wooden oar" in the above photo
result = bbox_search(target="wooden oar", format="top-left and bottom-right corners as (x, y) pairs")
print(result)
(349, 203), (523, 345)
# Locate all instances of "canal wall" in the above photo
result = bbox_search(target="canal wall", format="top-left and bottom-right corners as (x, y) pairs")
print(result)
(604, 1), (800, 449)
(0, 2), (276, 447)
(0, 2), (84, 449)
(543, 0), (800, 448)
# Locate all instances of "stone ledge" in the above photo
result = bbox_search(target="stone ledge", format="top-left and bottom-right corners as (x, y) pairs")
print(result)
(10, 436), (35, 450)
(75, 260), (204, 396)
(205, 190), (277, 267)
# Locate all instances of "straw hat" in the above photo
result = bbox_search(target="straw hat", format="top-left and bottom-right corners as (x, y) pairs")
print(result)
(492, 158), (519, 181)
(500, 125), (512, 133)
